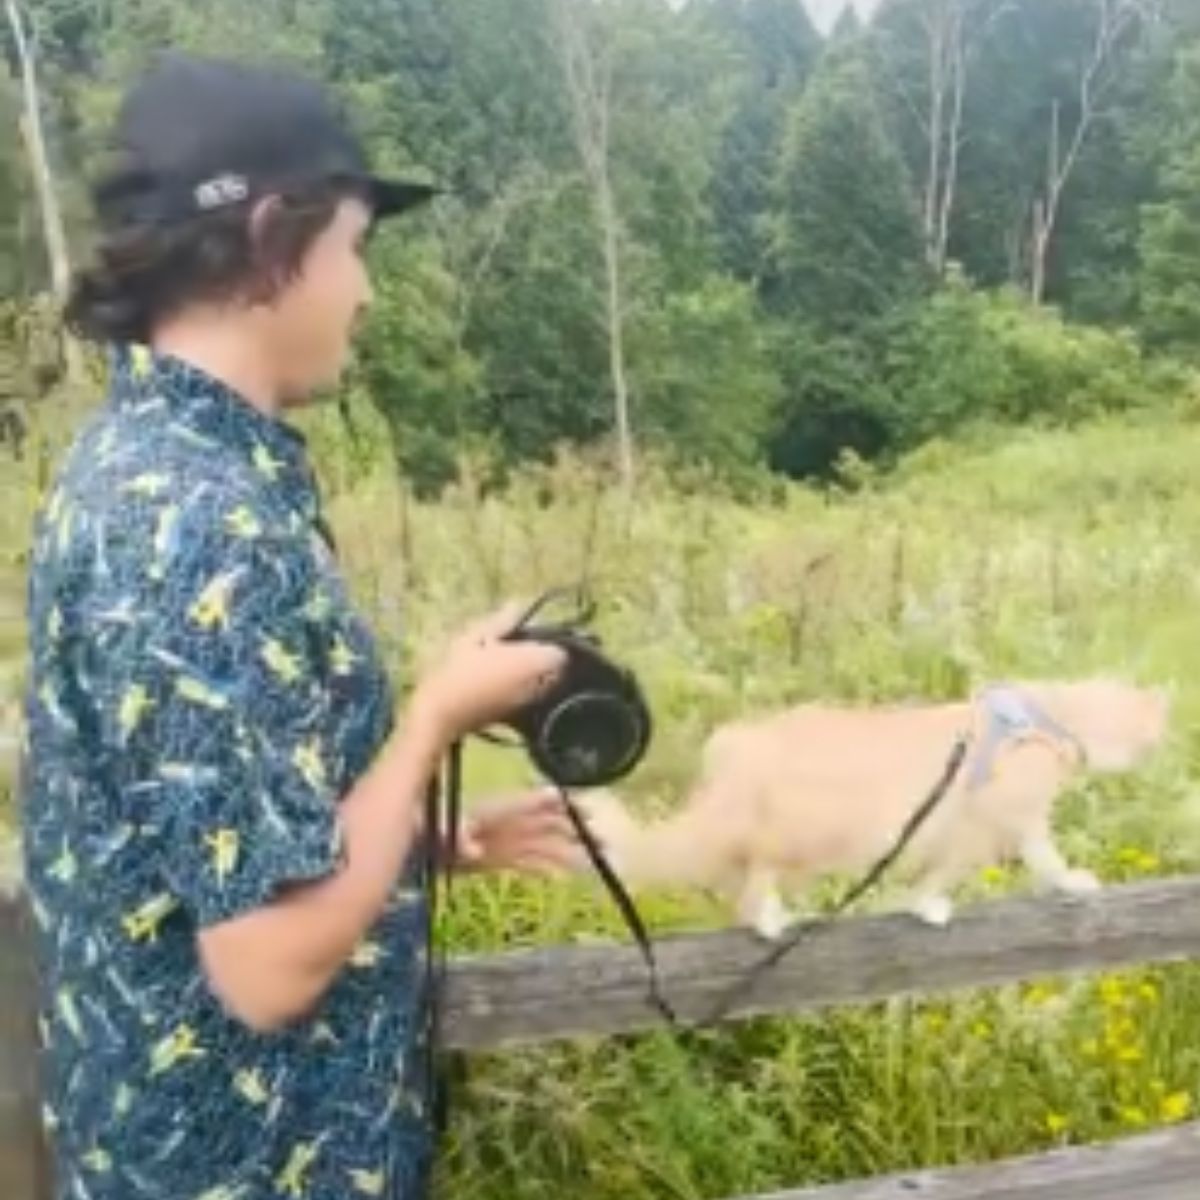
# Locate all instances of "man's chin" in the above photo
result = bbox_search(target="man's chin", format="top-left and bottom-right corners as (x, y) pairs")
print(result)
(280, 362), (350, 411)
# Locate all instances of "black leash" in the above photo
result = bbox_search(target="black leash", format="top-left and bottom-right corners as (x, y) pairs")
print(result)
(420, 728), (675, 1167)
(422, 740), (464, 1146)
(557, 785), (676, 1022)
(695, 731), (972, 1028)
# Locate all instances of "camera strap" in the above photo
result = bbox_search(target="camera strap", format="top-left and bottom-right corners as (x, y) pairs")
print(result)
(420, 722), (675, 1173)
(556, 784), (677, 1021)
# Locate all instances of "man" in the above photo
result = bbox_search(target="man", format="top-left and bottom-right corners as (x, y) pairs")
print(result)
(22, 51), (574, 1200)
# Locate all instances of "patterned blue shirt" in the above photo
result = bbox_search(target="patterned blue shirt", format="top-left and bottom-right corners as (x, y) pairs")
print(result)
(20, 346), (435, 1200)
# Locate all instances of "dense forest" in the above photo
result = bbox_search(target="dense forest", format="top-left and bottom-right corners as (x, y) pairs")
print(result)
(2, 0), (1200, 492)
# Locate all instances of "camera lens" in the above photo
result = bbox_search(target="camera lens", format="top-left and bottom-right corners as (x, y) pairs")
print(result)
(536, 692), (648, 788)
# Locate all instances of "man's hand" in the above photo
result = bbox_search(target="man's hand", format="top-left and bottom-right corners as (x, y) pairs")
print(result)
(450, 788), (582, 875)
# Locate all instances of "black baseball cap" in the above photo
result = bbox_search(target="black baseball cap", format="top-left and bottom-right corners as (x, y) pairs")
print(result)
(94, 51), (440, 231)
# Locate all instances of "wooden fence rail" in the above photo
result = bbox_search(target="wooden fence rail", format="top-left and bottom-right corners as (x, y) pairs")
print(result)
(768, 1122), (1200, 1199)
(443, 875), (1200, 1048)
(4, 876), (1200, 1198)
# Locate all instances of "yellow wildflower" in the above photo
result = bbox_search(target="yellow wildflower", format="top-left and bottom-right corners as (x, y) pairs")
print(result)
(1024, 983), (1058, 1007)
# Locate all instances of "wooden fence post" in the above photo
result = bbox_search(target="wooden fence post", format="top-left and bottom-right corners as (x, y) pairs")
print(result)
(0, 896), (50, 1200)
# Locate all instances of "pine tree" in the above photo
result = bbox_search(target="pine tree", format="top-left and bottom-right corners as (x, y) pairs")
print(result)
(1140, 44), (1200, 359)
(770, 37), (925, 330)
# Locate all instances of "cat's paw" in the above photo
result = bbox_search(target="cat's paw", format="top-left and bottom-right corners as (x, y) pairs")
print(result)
(1057, 868), (1102, 896)
(750, 894), (793, 941)
(910, 894), (954, 928)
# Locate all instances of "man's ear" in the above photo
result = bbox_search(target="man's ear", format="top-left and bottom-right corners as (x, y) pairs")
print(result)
(245, 194), (286, 305)
(247, 194), (282, 246)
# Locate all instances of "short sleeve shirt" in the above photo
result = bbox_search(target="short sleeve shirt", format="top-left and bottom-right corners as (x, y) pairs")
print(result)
(20, 346), (436, 1200)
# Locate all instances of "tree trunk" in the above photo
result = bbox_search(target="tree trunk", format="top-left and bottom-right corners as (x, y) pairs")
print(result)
(900, 0), (988, 278)
(934, 4), (967, 275)
(922, 2), (948, 270)
(1028, 0), (1151, 304)
(552, 0), (636, 498)
(6, 0), (84, 383)
(596, 149), (633, 495)
(6, 1), (70, 300)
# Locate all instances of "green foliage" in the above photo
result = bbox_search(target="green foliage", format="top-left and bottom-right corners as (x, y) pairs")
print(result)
(766, 320), (896, 478)
(630, 274), (781, 468)
(770, 37), (925, 330)
(0, 76), (41, 296)
(700, 0), (820, 281)
(4, 0), (1200, 484)
(1139, 45), (1200, 360)
(459, 178), (613, 465)
(0, 295), (66, 402)
(884, 279), (1184, 444)
(353, 230), (484, 495)
(285, 415), (1200, 1199)
(1140, 157), (1200, 359)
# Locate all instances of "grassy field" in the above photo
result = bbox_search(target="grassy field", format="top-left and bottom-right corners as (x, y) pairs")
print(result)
(4, 400), (1200, 1197)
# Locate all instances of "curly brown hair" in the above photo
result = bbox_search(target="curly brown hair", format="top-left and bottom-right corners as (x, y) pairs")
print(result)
(65, 177), (368, 345)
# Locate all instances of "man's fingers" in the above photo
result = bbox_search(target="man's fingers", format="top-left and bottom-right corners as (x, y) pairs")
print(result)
(508, 852), (574, 876)
(450, 820), (484, 865)
(493, 808), (578, 841)
(471, 600), (528, 643)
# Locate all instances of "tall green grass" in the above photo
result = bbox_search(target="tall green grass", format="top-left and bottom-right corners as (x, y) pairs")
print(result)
(5, 401), (1200, 1196)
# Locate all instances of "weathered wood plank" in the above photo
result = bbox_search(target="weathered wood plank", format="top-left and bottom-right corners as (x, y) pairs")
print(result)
(756, 1122), (1200, 1198)
(3, 877), (1200, 1057)
(0, 895), (50, 1200)
(442, 877), (1200, 1048)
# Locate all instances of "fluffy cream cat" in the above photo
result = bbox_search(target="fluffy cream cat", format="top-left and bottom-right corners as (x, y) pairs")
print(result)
(573, 679), (1169, 939)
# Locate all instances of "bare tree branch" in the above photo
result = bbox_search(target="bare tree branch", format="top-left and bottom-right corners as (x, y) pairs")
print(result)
(884, 0), (1014, 277)
(1028, 0), (1152, 303)
(550, 0), (635, 498)
(3, 0), (70, 301)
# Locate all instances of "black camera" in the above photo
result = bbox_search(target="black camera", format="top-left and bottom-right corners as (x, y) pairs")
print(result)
(500, 589), (653, 789)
